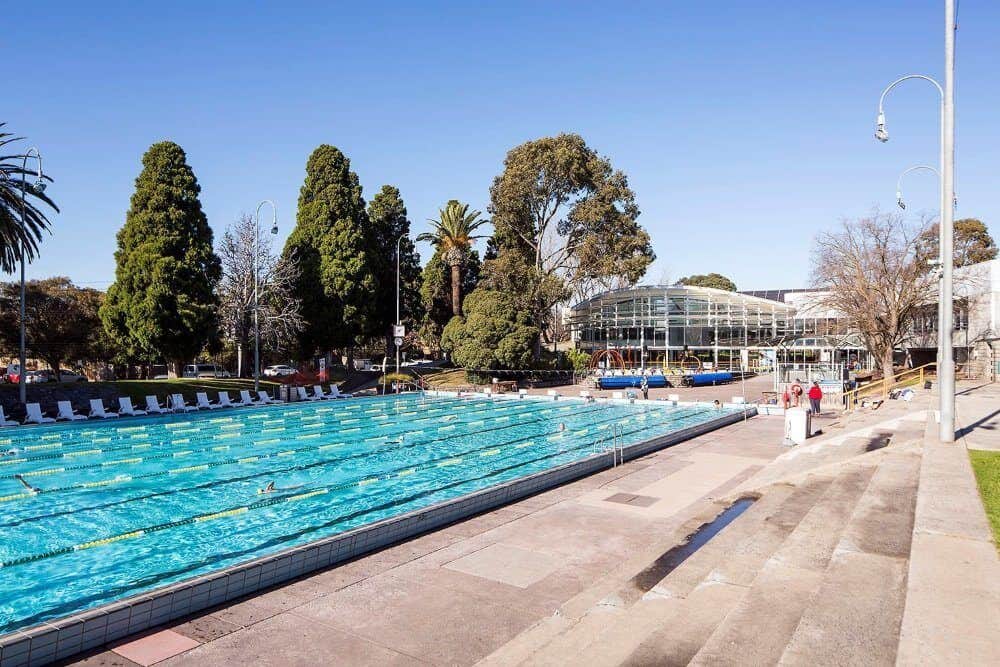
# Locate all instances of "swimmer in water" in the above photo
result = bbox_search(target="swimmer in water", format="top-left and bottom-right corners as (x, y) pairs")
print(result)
(257, 480), (304, 495)
(713, 399), (722, 410)
(3, 448), (22, 457)
(14, 474), (40, 494)
(559, 423), (566, 432)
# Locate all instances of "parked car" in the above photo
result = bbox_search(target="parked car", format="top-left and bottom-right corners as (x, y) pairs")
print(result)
(182, 363), (231, 379)
(33, 368), (88, 383)
(263, 364), (296, 378)
(5, 364), (21, 384)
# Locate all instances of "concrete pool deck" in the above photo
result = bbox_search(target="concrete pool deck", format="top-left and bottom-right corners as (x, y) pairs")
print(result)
(61, 383), (1000, 665)
(63, 412), (784, 666)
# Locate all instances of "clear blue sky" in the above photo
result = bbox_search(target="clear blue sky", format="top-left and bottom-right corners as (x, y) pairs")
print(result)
(5, 1), (998, 292)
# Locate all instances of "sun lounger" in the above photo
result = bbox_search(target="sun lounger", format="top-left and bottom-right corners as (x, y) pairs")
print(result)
(0, 406), (20, 427)
(25, 403), (55, 424)
(323, 384), (353, 399)
(257, 390), (279, 405)
(118, 397), (146, 416)
(237, 390), (258, 407)
(196, 392), (223, 410)
(312, 385), (334, 400)
(89, 399), (119, 419)
(170, 394), (198, 412)
(217, 392), (236, 408)
(145, 395), (169, 414)
(57, 401), (87, 421)
(297, 386), (322, 402)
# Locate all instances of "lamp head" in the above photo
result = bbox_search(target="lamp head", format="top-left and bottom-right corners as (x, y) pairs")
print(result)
(34, 179), (46, 193)
(270, 223), (278, 235)
(875, 110), (889, 142)
(896, 190), (905, 210)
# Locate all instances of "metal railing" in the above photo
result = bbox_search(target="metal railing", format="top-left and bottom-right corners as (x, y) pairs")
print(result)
(842, 362), (935, 411)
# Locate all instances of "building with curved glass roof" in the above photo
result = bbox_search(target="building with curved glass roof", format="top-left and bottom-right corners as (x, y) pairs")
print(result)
(566, 284), (866, 369)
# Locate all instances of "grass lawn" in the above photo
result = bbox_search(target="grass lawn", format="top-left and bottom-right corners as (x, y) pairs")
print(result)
(421, 368), (470, 387)
(969, 449), (1000, 548)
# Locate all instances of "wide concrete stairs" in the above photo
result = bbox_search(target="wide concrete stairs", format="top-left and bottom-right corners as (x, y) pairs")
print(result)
(479, 410), (928, 666)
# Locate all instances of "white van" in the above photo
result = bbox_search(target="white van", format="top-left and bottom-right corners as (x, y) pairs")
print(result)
(182, 363), (231, 379)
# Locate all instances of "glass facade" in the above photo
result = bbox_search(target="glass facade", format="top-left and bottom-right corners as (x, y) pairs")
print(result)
(567, 285), (865, 367)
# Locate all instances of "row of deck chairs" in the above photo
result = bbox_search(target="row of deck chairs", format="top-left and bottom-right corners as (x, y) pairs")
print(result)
(0, 385), (351, 427)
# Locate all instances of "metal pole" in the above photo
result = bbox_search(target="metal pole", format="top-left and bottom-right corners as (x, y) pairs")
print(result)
(254, 200), (277, 393)
(18, 148), (42, 405)
(940, 0), (956, 442)
(395, 234), (404, 380)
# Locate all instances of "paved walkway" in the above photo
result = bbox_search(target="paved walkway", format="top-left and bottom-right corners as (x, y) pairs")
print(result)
(897, 382), (1000, 664)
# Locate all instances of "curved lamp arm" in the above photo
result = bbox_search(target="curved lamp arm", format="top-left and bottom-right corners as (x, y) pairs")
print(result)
(875, 75), (944, 142)
(895, 165), (939, 209)
(255, 199), (278, 235)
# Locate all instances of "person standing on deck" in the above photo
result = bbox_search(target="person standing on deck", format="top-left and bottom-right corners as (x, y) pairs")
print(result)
(640, 375), (649, 400)
(808, 381), (823, 414)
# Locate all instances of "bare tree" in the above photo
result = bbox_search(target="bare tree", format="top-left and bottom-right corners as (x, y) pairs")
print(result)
(218, 214), (305, 376)
(811, 211), (935, 374)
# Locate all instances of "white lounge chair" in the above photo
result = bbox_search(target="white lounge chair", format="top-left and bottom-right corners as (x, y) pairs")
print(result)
(57, 401), (87, 421)
(118, 397), (146, 416)
(89, 399), (119, 419)
(312, 385), (332, 400)
(196, 392), (223, 410)
(323, 384), (352, 399)
(0, 406), (20, 427)
(145, 395), (169, 414)
(25, 403), (55, 424)
(217, 392), (236, 408)
(257, 390), (279, 405)
(170, 394), (198, 412)
(297, 386), (322, 402)
(237, 390), (258, 407)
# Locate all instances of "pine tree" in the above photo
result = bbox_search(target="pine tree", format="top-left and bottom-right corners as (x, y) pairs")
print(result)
(101, 141), (221, 375)
(367, 185), (422, 339)
(284, 145), (376, 359)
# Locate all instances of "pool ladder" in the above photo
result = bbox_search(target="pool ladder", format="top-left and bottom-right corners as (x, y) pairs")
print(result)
(595, 424), (625, 467)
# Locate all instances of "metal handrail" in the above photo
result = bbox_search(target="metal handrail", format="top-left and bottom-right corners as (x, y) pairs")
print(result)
(843, 362), (936, 410)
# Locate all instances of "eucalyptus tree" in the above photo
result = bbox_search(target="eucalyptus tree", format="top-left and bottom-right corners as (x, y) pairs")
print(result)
(217, 213), (304, 376)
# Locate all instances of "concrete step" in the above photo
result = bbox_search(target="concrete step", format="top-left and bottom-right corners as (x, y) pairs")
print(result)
(522, 476), (835, 666)
(777, 445), (921, 666)
(689, 462), (880, 666)
(476, 485), (803, 666)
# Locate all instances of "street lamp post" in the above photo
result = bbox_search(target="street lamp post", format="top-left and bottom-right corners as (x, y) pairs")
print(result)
(253, 200), (278, 393)
(874, 1), (956, 442)
(395, 234), (405, 380)
(18, 148), (44, 405)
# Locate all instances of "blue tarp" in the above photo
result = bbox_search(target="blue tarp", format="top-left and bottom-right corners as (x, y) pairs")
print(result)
(597, 375), (669, 389)
(684, 372), (734, 387)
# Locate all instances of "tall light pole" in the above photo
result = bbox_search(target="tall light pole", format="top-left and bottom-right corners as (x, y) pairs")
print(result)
(395, 234), (405, 379)
(253, 200), (278, 392)
(874, 1), (956, 442)
(18, 148), (44, 405)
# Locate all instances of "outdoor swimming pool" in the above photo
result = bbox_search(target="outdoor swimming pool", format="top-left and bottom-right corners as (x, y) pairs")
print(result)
(0, 393), (739, 635)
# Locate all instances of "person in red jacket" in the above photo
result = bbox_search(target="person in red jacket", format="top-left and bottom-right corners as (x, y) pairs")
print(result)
(807, 380), (823, 414)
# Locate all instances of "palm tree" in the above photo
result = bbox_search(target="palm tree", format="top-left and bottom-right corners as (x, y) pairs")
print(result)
(417, 200), (489, 316)
(0, 124), (58, 274)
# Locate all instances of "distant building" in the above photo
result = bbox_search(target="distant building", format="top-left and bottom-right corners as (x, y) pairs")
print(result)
(567, 259), (1000, 379)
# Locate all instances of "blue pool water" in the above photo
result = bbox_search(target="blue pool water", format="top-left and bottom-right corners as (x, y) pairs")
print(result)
(0, 393), (735, 633)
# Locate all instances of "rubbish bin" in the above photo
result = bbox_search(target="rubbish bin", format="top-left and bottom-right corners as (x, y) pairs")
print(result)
(279, 385), (294, 403)
(784, 407), (811, 445)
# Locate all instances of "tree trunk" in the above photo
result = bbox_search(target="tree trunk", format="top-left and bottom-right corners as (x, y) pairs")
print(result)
(881, 348), (895, 380)
(170, 360), (184, 379)
(236, 343), (244, 378)
(346, 347), (354, 378)
(450, 263), (462, 316)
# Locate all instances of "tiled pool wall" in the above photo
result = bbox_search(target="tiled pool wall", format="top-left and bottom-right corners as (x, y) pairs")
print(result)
(0, 398), (754, 667)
